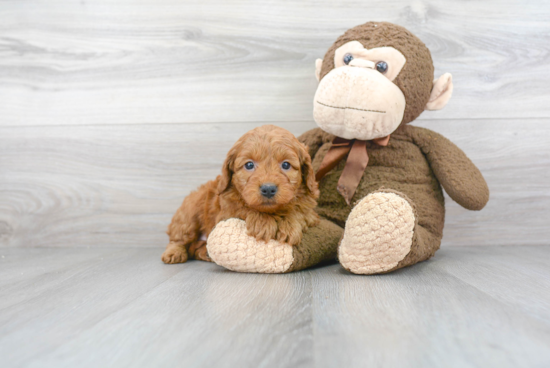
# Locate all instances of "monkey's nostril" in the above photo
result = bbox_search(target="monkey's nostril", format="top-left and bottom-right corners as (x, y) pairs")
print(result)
(260, 184), (278, 199)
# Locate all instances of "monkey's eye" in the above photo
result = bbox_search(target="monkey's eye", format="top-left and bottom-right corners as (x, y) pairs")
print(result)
(281, 161), (291, 171)
(376, 61), (388, 74)
(343, 53), (354, 65)
(244, 161), (255, 171)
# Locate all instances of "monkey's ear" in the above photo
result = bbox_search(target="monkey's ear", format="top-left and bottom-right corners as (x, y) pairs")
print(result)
(315, 59), (323, 82)
(425, 73), (453, 111)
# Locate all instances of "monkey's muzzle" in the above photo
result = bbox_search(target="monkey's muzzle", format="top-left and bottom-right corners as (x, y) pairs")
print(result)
(313, 66), (405, 140)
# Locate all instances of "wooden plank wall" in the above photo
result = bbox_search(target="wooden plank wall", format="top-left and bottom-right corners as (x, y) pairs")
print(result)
(1, 0), (549, 248)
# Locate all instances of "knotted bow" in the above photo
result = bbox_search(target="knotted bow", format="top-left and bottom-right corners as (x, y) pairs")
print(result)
(315, 135), (390, 205)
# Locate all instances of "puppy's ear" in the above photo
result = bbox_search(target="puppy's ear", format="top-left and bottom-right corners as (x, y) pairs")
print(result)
(297, 142), (320, 198)
(217, 147), (236, 194)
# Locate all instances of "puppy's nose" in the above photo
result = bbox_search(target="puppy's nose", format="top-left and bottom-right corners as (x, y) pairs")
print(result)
(260, 183), (278, 199)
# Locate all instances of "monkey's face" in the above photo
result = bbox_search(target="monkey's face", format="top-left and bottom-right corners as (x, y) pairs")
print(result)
(313, 22), (454, 139)
(313, 41), (407, 140)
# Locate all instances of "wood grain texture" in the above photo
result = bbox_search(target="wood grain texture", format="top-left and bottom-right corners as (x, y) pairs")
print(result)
(1, 0), (549, 249)
(1, 119), (548, 248)
(0, 248), (313, 368)
(1, 246), (549, 368)
(311, 246), (550, 368)
(1, 0), (549, 126)
(0, 121), (314, 248)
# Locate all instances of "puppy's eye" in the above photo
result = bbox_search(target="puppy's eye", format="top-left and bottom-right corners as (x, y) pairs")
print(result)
(244, 161), (255, 171)
(281, 161), (291, 171)
(376, 61), (388, 74)
(343, 53), (354, 65)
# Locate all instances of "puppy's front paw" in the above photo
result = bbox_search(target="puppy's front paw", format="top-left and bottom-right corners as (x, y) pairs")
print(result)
(245, 213), (278, 243)
(276, 219), (303, 246)
(207, 218), (294, 273)
(161, 244), (189, 264)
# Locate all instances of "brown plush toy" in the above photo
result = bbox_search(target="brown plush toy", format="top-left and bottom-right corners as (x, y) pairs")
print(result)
(206, 21), (489, 274)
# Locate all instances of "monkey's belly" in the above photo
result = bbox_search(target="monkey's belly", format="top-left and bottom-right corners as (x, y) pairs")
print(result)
(315, 154), (445, 237)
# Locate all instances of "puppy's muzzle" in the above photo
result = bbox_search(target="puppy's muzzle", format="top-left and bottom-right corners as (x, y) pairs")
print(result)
(260, 183), (278, 199)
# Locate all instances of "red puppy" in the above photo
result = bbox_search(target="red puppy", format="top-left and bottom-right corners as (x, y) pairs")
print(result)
(162, 125), (319, 264)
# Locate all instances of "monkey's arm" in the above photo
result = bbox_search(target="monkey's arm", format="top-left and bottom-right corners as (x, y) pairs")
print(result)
(298, 128), (334, 160)
(411, 126), (489, 211)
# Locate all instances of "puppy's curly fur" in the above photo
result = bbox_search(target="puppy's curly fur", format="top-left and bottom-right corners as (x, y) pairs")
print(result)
(162, 125), (320, 264)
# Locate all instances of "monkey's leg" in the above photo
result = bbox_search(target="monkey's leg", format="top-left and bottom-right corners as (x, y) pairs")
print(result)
(338, 189), (441, 275)
(206, 218), (343, 273)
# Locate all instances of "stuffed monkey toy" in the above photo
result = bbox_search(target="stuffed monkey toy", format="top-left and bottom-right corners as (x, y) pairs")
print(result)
(206, 21), (489, 274)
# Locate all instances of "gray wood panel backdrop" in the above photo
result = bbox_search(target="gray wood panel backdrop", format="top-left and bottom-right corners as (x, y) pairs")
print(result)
(1, 0), (549, 249)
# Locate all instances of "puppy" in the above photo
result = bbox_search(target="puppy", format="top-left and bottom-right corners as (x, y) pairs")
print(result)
(162, 125), (320, 264)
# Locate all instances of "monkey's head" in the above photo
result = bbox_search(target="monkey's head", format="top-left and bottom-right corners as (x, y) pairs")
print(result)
(313, 22), (453, 140)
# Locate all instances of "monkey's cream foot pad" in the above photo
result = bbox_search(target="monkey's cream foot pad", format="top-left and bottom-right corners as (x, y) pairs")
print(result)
(207, 218), (294, 273)
(338, 191), (416, 274)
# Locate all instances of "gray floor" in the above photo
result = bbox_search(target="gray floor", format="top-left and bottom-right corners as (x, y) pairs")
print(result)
(1, 246), (549, 368)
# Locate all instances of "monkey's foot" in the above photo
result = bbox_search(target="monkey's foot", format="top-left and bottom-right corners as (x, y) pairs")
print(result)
(207, 219), (294, 273)
(338, 190), (416, 274)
